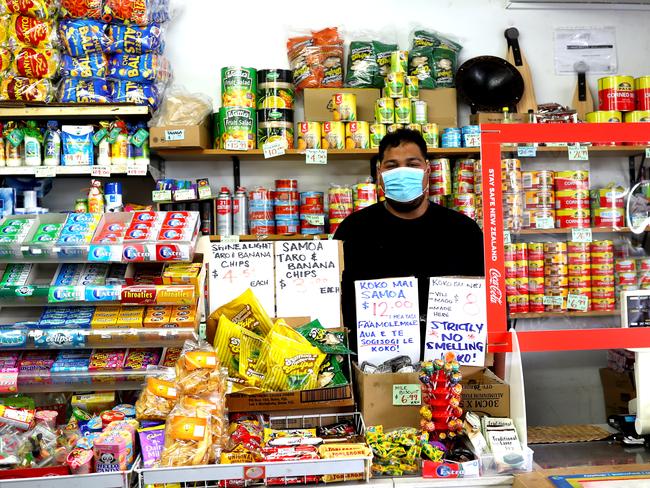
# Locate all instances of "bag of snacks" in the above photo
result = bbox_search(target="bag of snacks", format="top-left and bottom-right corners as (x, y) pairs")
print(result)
(107, 23), (165, 54)
(175, 339), (225, 396)
(60, 53), (108, 78)
(0, 75), (54, 102)
(207, 288), (274, 342)
(58, 77), (110, 103)
(2, 14), (58, 49)
(182, 394), (228, 463)
(135, 367), (177, 421)
(102, 0), (170, 26)
(287, 27), (343, 91)
(0, 48), (10, 74)
(59, 18), (110, 56)
(0, 0), (58, 18)
(107, 53), (171, 84)
(158, 397), (211, 467)
(11, 48), (59, 79)
(60, 0), (102, 19)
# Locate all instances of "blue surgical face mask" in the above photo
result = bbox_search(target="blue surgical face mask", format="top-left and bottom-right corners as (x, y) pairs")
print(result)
(381, 167), (426, 203)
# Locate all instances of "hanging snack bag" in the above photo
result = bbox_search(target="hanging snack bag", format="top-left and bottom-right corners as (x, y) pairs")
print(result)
(11, 48), (59, 79)
(432, 47), (457, 88)
(159, 397), (212, 467)
(135, 367), (177, 420)
(3, 14), (57, 49)
(0, 0), (57, 18)
(108, 23), (164, 55)
(207, 288), (274, 341)
(0, 75), (54, 101)
(60, 0), (102, 19)
(175, 339), (225, 396)
(108, 53), (171, 84)
(345, 40), (376, 88)
(59, 18), (110, 56)
(58, 77), (110, 103)
(61, 53), (109, 78)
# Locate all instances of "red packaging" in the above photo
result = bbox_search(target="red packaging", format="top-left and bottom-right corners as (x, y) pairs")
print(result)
(592, 275), (616, 287)
(592, 287), (616, 299)
(276, 223), (300, 234)
(568, 276), (591, 288)
(592, 298), (616, 311)
(593, 215), (625, 227)
(617, 273), (638, 286)
(124, 228), (154, 241)
(591, 240), (614, 253)
(166, 211), (191, 219)
(529, 294), (544, 313)
(616, 260), (637, 273)
(155, 244), (187, 261)
(568, 253), (590, 265)
(567, 264), (590, 276)
(568, 242), (591, 253)
(528, 277), (544, 294)
(505, 278), (517, 296)
(101, 410), (125, 428)
(250, 222), (276, 235)
(507, 295), (519, 314)
(122, 244), (151, 262)
(556, 216), (590, 229)
(274, 205), (300, 217)
(528, 261), (544, 277)
(132, 211), (159, 223)
(157, 228), (191, 241)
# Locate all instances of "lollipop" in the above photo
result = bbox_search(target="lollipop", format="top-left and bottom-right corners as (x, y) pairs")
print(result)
(445, 352), (456, 363)
(419, 405), (432, 421)
(421, 361), (434, 375)
(451, 383), (463, 396)
(451, 360), (460, 372)
(433, 359), (444, 371)
(450, 372), (463, 384)
(449, 397), (460, 408)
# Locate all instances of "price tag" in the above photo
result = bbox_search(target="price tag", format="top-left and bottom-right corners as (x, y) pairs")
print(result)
(646, 147), (650, 158)
(221, 235), (240, 243)
(152, 190), (172, 202)
(536, 216), (554, 229)
(35, 166), (56, 178)
(568, 144), (588, 161)
(198, 185), (212, 199)
(126, 161), (147, 176)
(392, 384), (422, 406)
(517, 145), (537, 157)
(263, 140), (286, 159)
(464, 133), (481, 147)
(567, 293), (589, 311)
(91, 166), (111, 177)
(304, 215), (325, 226)
(174, 189), (196, 201)
(571, 228), (592, 243)
(224, 139), (248, 151)
(542, 296), (564, 306)
(504, 231), (511, 245)
(305, 149), (327, 165)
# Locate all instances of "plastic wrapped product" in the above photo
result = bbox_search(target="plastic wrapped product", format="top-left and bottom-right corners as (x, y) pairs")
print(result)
(2, 14), (58, 49)
(108, 53), (170, 84)
(60, 52), (108, 78)
(58, 77), (110, 103)
(11, 47), (59, 78)
(108, 23), (164, 54)
(0, 75), (54, 101)
(109, 79), (160, 109)
(60, 0), (103, 19)
(0, 0), (58, 18)
(59, 18), (110, 56)
(102, 0), (171, 26)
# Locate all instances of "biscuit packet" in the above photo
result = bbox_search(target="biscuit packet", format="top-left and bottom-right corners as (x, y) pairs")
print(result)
(176, 339), (225, 396)
(135, 367), (177, 421)
(158, 396), (212, 467)
(207, 288), (273, 342)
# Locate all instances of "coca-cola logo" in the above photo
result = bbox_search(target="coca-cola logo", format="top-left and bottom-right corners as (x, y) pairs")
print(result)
(488, 268), (503, 305)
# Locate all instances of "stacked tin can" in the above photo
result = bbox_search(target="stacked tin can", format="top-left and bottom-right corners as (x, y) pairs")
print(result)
(504, 243), (529, 314)
(522, 171), (554, 229)
(502, 159), (524, 231)
(353, 182), (377, 211)
(591, 240), (616, 311)
(249, 187), (275, 235)
(328, 186), (354, 233)
(637, 258), (650, 290)
(275, 179), (300, 235)
(429, 159), (451, 205)
(451, 159), (477, 221)
(527, 242), (545, 312)
(473, 160), (483, 228)
(300, 191), (326, 235)
(590, 186), (626, 228)
(615, 257), (639, 308)
(554, 171), (590, 229)
(544, 242), (568, 312)
(568, 241), (592, 311)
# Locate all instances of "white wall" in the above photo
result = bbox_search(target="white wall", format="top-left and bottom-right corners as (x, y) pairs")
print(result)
(160, 0), (650, 425)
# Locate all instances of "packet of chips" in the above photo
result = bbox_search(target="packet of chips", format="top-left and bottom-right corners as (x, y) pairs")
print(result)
(182, 394), (228, 463)
(213, 315), (243, 383)
(135, 367), (177, 421)
(411, 29), (462, 52)
(107, 53), (171, 84)
(296, 319), (353, 355)
(61, 53), (108, 78)
(373, 40), (398, 88)
(60, 0), (102, 19)
(0, 0), (57, 18)
(3, 15), (58, 49)
(107, 23), (165, 55)
(239, 327), (265, 387)
(159, 397), (212, 467)
(408, 47), (435, 89)
(318, 355), (348, 388)
(59, 18), (110, 56)
(0, 48), (11, 75)
(176, 339), (226, 396)
(345, 40), (376, 88)
(207, 288), (273, 342)
(11, 48), (59, 79)
(0, 75), (54, 101)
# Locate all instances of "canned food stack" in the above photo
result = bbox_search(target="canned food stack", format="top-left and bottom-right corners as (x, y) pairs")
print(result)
(249, 187), (275, 235)
(522, 171), (555, 229)
(461, 125), (481, 148)
(473, 160), (483, 228)
(275, 179), (300, 235)
(591, 240), (616, 312)
(451, 159), (477, 221)
(615, 258), (639, 307)
(567, 241), (592, 312)
(623, 107), (650, 145)
(296, 122), (322, 150)
(257, 69), (295, 150)
(441, 127), (462, 148)
(585, 110), (621, 146)
(328, 186), (353, 234)
(354, 182), (378, 211)
(590, 187), (626, 228)
(429, 159), (452, 203)
(502, 159), (524, 231)
(218, 67), (257, 150)
(504, 243), (529, 314)
(300, 191), (325, 235)
(544, 242), (568, 312)
(637, 258), (650, 290)
(636, 76), (650, 111)
(325, 93), (370, 150)
(598, 76), (636, 113)
(554, 171), (590, 229)
(528, 242), (545, 313)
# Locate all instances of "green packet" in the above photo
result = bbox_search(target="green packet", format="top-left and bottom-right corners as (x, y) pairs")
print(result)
(0, 395), (35, 411)
(318, 354), (348, 388)
(296, 320), (354, 355)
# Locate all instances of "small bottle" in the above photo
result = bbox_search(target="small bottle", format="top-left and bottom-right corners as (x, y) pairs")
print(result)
(88, 179), (104, 213)
(4, 122), (23, 167)
(43, 120), (61, 166)
(104, 181), (123, 212)
(0, 123), (6, 167)
(502, 106), (512, 123)
(132, 122), (150, 166)
(110, 121), (128, 169)
(23, 121), (42, 167)
(97, 121), (112, 167)
(75, 198), (88, 213)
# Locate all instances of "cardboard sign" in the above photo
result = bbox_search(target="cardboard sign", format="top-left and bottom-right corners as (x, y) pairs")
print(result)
(392, 384), (422, 406)
(355, 277), (420, 365)
(209, 242), (275, 315)
(425, 277), (487, 366)
(275, 240), (341, 328)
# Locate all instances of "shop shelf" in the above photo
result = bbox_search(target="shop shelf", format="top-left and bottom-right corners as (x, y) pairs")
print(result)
(210, 234), (332, 241)
(18, 369), (149, 393)
(0, 165), (155, 178)
(0, 326), (196, 350)
(509, 310), (619, 319)
(0, 102), (151, 119)
(513, 226), (637, 235)
(501, 145), (649, 157)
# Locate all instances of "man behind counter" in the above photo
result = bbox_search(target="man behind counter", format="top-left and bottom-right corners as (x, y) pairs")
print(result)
(334, 129), (485, 353)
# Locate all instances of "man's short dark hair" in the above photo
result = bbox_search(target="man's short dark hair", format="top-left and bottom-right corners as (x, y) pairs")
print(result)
(378, 129), (428, 162)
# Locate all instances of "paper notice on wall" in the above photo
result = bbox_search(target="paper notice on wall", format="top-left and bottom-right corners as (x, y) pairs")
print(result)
(554, 26), (617, 74)
(274, 240), (342, 328)
(208, 242), (275, 315)
(424, 277), (487, 366)
(355, 277), (420, 365)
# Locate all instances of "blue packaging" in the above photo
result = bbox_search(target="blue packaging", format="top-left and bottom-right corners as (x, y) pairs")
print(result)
(59, 19), (110, 56)
(441, 128), (462, 148)
(109, 79), (160, 110)
(0, 329), (28, 348)
(61, 53), (109, 78)
(59, 77), (111, 104)
(108, 53), (170, 84)
(61, 125), (95, 166)
(108, 24), (165, 55)
(84, 286), (120, 302)
(33, 329), (86, 348)
(0, 188), (16, 220)
(66, 214), (97, 224)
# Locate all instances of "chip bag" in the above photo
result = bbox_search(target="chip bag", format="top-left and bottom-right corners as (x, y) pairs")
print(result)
(207, 288), (274, 342)
(158, 396), (211, 467)
(4, 14), (57, 49)
(108, 23), (165, 55)
(11, 47), (58, 79)
(0, 48), (11, 74)
(175, 339), (225, 396)
(0, 0), (58, 18)
(296, 319), (353, 355)
(318, 355), (347, 388)
(107, 53), (171, 84)
(58, 77), (110, 103)
(102, 0), (170, 26)
(59, 18), (110, 56)
(238, 327), (264, 387)
(0, 74), (53, 101)
(135, 367), (177, 421)
(182, 394), (228, 463)
(109, 79), (160, 109)
(287, 27), (343, 91)
(345, 40), (376, 88)
(60, 0), (103, 19)
(213, 315), (243, 383)
(61, 52), (108, 78)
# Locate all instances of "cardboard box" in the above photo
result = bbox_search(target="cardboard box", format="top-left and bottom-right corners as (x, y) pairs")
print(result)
(600, 367), (636, 417)
(470, 112), (528, 125)
(418, 88), (458, 129)
(149, 117), (211, 149)
(513, 464), (650, 488)
(353, 362), (422, 430)
(460, 368), (510, 418)
(303, 88), (381, 122)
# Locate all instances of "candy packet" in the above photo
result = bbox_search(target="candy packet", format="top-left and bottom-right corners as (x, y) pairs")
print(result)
(0, 0), (58, 18)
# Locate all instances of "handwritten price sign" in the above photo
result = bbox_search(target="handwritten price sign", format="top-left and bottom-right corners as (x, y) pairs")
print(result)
(392, 384), (422, 406)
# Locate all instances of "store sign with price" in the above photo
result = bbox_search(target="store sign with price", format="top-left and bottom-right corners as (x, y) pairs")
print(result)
(263, 140), (286, 159)
(567, 294), (589, 311)
(355, 276), (420, 365)
(392, 384), (422, 406)
(568, 144), (588, 161)
(305, 149), (327, 165)
(571, 228), (592, 243)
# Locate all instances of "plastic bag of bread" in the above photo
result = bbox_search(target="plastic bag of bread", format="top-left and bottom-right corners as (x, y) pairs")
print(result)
(11, 48), (59, 79)
(182, 393), (228, 463)
(0, 75), (54, 102)
(148, 84), (213, 127)
(158, 396), (211, 467)
(0, 0), (58, 18)
(175, 339), (225, 396)
(135, 367), (177, 421)
(206, 288), (273, 343)
(2, 14), (58, 49)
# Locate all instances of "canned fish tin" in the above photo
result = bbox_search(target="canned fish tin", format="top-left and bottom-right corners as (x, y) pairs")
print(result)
(593, 208), (625, 227)
(405, 76), (419, 99)
(385, 72), (405, 98)
(345, 121), (370, 149)
(218, 107), (256, 150)
(616, 259), (637, 273)
(422, 123), (439, 148)
(461, 125), (481, 147)
(257, 69), (295, 109)
(406, 123), (421, 133)
(554, 171), (590, 191)
(300, 191), (324, 206)
(635, 76), (650, 110)
(375, 97), (394, 124)
(411, 100), (427, 124)
(296, 122), (321, 150)
(394, 98), (411, 124)
(387, 124), (403, 134)
(590, 187), (626, 209)
(322, 121), (345, 150)
(617, 273), (638, 286)
(221, 67), (257, 108)
(441, 127), (461, 148)
(390, 50), (408, 73)
(524, 190), (555, 209)
(370, 123), (387, 148)
(598, 75), (635, 111)
(332, 93), (357, 122)
(522, 170), (554, 190)
(591, 240), (614, 253)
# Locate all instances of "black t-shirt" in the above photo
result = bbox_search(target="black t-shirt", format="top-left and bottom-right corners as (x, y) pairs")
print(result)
(333, 202), (485, 352)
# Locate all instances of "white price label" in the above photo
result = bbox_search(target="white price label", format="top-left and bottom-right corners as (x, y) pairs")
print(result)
(174, 189), (196, 201)
(568, 144), (589, 161)
(263, 140), (286, 159)
(536, 216), (555, 229)
(34, 166), (56, 177)
(198, 185), (212, 199)
(542, 296), (564, 306)
(504, 231), (511, 245)
(91, 166), (111, 177)
(646, 147), (650, 158)
(571, 227), (592, 243)
(517, 145), (537, 157)
(464, 133), (481, 147)
(126, 161), (147, 176)
(152, 190), (172, 202)
(221, 235), (240, 243)
(305, 149), (327, 165)
(225, 139), (248, 151)
(304, 215), (325, 226)
(164, 129), (185, 141)
(567, 293), (589, 311)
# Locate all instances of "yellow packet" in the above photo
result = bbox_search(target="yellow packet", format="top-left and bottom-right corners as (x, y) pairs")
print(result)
(256, 319), (312, 370)
(238, 328), (265, 387)
(261, 334), (326, 392)
(214, 315), (244, 383)
(207, 289), (273, 342)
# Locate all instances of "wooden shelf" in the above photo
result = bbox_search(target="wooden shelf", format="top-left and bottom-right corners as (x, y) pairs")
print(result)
(0, 102), (150, 119)
(510, 310), (619, 319)
(211, 234), (331, 241)
(514, 226), (633, 235)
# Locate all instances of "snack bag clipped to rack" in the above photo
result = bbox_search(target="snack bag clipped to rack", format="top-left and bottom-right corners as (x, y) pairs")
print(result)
(158, 396), (212, 467)
(207, 288), (274, 342)
(287, 27), (344, 91)
(2, 15), (58, 49)
(0, 0), (58, 18)
(175, 339), (225, 396)
(135, 367), (177, 421)
(60, 0), (103, 19)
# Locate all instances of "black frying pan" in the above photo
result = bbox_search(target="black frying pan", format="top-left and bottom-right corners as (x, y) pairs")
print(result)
(456, 56), (524, 113)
